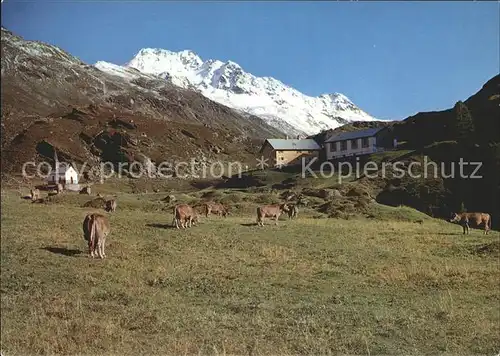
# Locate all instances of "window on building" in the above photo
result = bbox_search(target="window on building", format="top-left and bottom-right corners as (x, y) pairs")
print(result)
(362, 137), (369, 148)
(331, 143), (337, 152)
(340, 141), (347, 151)
(351, 139), (358, 149)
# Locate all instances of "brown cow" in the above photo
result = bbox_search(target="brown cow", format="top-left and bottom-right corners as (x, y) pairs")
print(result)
(30, 188), (41, 201)
(56, 183), (64, 194)
(83, 213), (110, 258)
(205, 202), (229, 217)
(105, 199), (117, 212)
(449, 212), (492, 235)
(172, 204), (199, 229)
(256, 203), (290, 226)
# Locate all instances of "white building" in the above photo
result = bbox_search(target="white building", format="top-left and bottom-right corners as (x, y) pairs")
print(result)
(46, 163), (79, 185)
(324, 127), (396, 160)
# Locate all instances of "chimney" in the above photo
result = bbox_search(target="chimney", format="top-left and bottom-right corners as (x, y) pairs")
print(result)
(285, 135), (289, 140)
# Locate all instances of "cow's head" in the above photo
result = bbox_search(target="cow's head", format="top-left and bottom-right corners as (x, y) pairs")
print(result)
(192, 214), (200, 225)
(449, 213), (460, 223)
(280, 203), (290, 212)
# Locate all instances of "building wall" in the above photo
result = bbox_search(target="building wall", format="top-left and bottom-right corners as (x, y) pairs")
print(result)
(260, 142), (320, 167)
(65, 168), (79, 184)
(47, 168), (79, 185)
(326, 136), (377, 160)
(65, 173), (76, 184)
(275, 149), (319, 166)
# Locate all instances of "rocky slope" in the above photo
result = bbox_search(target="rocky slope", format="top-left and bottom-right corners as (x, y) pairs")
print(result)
(1, 27), (285, 177)
(95, 48), (376, 136)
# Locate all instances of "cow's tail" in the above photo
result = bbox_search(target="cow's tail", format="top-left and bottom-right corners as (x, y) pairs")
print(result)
(256, 207), (261, 223)
(488, 215), (492, 230)
(89, 215), (97, 252)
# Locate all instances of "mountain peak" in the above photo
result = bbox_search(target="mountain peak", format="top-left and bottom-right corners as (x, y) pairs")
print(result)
(108, 47), (377, 135)
(223, 60), (241, 68)
(319, 93), (350, 102)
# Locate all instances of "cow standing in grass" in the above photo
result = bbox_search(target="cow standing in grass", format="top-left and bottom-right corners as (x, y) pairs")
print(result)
(449, 212), (492, 235)
(287, 204), (298, 219)
(83, 213), (111, 258)
(105, 199), (117, 212)
(256, 203), (289, 226)
(173, 204), (199, 229)
(30, 188), (40, 202)
(80, 186), (91, 195)
(56, 183), (64, 194)
(205, 202), (229, 217)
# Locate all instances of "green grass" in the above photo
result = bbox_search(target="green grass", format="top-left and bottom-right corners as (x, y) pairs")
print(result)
(365, 149), (415, 166)
(368, 203), (434, 221)
(1, 189), (499, 355)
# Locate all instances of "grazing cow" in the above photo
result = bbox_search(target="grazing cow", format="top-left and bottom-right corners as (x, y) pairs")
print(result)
(205, 202), (229, 217)
(82, 213), (110, 258)
(105, 199), (117, 212)
(172, 204), (199, 229)
(56, 183), (64, 194)
(256, 203), (290, 226)
(449, 212), (492, 235)
(30, 188), (41, 201)
(80, 186), (91, 195)
(287, 204), (298, 219)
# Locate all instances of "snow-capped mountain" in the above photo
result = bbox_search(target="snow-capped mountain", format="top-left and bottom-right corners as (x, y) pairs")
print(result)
(97, 48), (376, 136)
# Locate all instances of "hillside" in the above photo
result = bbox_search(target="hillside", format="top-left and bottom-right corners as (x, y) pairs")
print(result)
(310, 74), (500, 227)
(96, 48), (376, 136)
(393, 74), (500, 148)
(0, 27), (284, 177)
(389, 75), (500, 223)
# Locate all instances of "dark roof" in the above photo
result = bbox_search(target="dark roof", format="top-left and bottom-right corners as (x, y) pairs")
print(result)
(265, 139), (321, 150)
(324, 127), (384, 142)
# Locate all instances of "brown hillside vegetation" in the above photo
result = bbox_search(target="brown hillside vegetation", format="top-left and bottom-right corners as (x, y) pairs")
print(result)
(1, 27), (284, 176)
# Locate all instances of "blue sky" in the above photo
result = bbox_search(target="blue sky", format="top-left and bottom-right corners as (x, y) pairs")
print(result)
(2, 1), (498, 120)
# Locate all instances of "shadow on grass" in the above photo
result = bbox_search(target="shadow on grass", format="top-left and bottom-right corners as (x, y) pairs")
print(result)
(21, 195), (32, 200)
(146, 223), (175, 229)
(433, 231), (463, 235)
(240, 223), (258, 227)
(434, 232), (466, 236)
(41, 247), (82, 257)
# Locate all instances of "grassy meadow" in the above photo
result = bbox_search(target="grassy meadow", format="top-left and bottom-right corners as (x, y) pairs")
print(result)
(1, 184), (499, 355)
